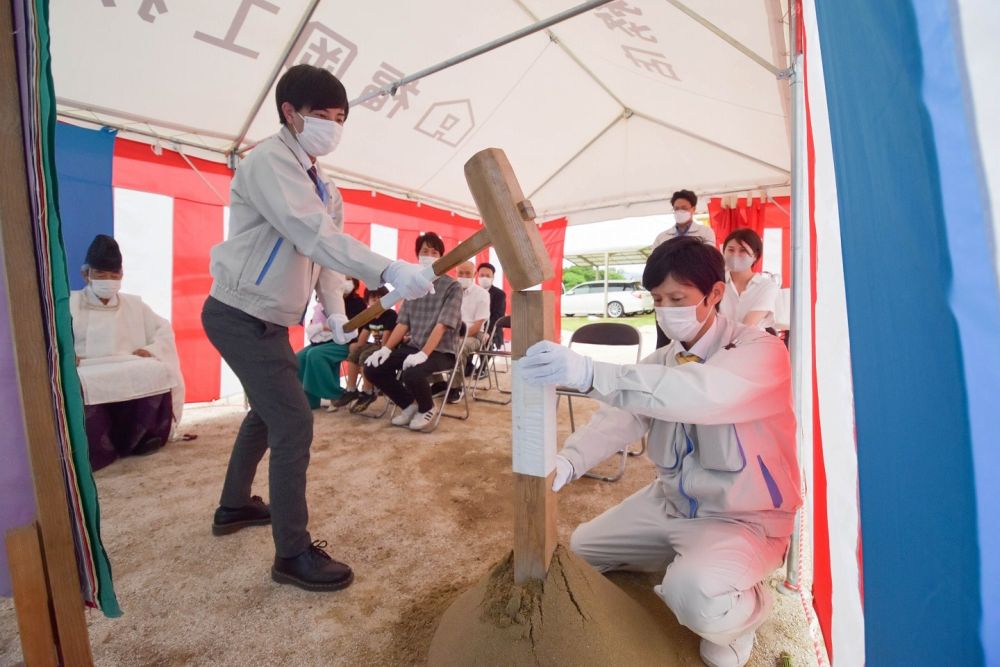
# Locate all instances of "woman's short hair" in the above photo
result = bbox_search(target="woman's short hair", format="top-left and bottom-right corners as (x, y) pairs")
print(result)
(722, 228), (764, 266)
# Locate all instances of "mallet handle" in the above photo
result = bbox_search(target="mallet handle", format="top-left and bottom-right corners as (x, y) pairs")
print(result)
(344, 227), (491, 332)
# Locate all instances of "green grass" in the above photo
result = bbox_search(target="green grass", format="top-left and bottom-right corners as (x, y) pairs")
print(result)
(561, 313), (655, 332)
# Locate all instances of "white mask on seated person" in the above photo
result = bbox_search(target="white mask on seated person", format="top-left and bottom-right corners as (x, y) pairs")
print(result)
(725, 255), (754, 273)
(674, 210), (693, 224)
(418, 255), (436, 268)
(478, 276), (493, 289)
(457, 277), (472, 289)
(90, 279), (121, 300)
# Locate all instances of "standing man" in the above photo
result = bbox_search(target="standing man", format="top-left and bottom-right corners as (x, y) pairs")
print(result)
(520, 237), (799, 667)
(201, 64), (433, 592)
(476, 261), (507, 351)
(653, 189), (716, 348)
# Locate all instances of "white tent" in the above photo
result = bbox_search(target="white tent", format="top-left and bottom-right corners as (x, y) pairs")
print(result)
(53, 0), (791, 224)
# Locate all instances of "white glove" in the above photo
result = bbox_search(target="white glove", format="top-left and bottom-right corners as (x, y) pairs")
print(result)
(365, 346), (392, 368)
(519, 341), (594, 392)
(382, 260), (436, 300)
(326, 313), (357, 345)
(552, 455), (575, 492)
(402, 350), (428, 370)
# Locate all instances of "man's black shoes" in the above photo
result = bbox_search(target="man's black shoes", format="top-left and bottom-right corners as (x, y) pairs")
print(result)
(272, 541), (354, 592)
(212, 495), (271, 536)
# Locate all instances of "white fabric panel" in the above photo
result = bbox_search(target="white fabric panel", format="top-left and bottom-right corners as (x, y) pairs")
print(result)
(805, 1), (866, 663)
(956, 1), (1000, 287)
(762, 227), (783, 283)
(369, 224), (398, 261)
(113, 188), (173, 321)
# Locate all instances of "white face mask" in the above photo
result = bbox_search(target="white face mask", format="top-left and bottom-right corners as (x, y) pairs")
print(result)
(655, 301), (710, 342)
(90, 279), (121, 300)
(418, 255), (437, 268)
(725, 255), (754, 273)
(674, 210), (693, 225)
(295, 112), (343, 156)
(457, 277), (473, 289)
(478, 276), (493, 289)
(340, 281), (355, 295)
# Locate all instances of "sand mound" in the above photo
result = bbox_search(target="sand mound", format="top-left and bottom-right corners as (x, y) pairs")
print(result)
(428, 546), (688, 666)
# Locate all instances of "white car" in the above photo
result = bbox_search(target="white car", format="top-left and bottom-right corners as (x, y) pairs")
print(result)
(561, 280), (653, 318)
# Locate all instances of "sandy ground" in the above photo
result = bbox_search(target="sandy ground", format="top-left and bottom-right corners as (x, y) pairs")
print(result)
(1, 377), (822, 667)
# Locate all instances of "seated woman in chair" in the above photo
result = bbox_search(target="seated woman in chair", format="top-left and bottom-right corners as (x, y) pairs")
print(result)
(296, 275), (364, 409)
(362, 232), (462, 431)
(719, 229), (779, 331)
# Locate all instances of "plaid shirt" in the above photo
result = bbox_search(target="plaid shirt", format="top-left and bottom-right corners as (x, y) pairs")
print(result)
(397, 275), (463, 354)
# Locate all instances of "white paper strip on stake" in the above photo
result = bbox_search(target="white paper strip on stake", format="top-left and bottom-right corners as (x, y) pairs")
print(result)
(511, 359), (556, 477)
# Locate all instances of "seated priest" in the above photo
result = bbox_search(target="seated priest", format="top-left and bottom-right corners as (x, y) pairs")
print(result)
(70, 235), (185, 471)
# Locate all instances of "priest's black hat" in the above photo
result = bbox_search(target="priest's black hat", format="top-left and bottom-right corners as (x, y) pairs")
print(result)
(84, 234), (122, 272)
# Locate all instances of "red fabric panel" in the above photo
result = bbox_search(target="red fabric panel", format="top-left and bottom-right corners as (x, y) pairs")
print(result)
(709, 196), (792, 288)
(803, 9), (836, 659)
(500, 218), (567, 341)
(113, 138), (232, 205)
(172, 200), (223, 402)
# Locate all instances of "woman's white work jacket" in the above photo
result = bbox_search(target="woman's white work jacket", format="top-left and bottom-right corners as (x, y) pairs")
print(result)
(560, 315), (801, 537)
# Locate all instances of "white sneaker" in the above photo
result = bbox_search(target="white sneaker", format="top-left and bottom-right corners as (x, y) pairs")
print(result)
(391, 403), (419, 426)
(699, 633), (754, 667)
(408, 407), (435, 431)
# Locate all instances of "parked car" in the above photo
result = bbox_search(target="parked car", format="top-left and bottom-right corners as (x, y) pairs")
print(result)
(561, 280), (653, 318)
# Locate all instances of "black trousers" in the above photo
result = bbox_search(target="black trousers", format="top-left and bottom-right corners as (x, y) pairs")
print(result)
(201, 296), (313, 558)
(363, 343), (455, 412)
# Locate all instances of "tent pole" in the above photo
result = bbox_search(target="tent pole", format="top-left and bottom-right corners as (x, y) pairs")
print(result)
(782, 0), (810, 596)
(228, 0), (323, 154)
(350, 0), (615, 107)
(603, 251), (610, 318)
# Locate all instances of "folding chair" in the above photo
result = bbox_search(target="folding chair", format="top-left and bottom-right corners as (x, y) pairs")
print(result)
(557, 322), (646, 482)
(387, 326), (471, 433)
(471, 315), (511, 405)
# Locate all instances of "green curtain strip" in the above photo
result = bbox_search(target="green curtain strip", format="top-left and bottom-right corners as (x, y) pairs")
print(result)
(34, 0), (121, 617)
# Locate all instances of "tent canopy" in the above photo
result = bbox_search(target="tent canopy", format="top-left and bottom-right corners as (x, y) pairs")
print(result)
(52, 0), (791, 224)
(563, 244), (651, 268)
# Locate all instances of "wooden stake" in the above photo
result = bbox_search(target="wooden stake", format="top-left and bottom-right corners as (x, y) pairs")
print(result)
(6, 524), (59, 667)
(511, 291), (557, 584)
(0, 2), (94, 664)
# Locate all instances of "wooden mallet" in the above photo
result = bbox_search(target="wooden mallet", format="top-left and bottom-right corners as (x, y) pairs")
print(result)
(342, 148), (552, 332)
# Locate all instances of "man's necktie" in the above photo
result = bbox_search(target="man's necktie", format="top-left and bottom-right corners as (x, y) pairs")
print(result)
(675, 351), (703, 365)
(306, 166), (329, 205)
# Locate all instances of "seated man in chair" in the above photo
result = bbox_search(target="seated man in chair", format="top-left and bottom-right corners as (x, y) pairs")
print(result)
(520, 236), (800, 667)
(70, 234), (185, 470)
(362, 232), (462, 431)
(451, 260), (490, 402)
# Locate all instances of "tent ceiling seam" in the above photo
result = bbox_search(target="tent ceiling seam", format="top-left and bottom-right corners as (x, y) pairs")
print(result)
(665, 0), (783, 76)
(527, 113), (622, 200)
(229, 0), (323, 154)
(631, 110), (790, 174)
(350, 0), (616, 108)
(512, 0), (628, 109)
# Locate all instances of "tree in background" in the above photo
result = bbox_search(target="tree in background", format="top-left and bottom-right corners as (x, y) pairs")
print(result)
(562, 265), (625, 291)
